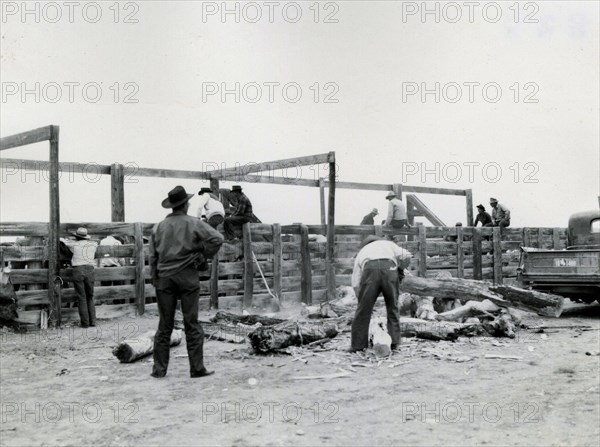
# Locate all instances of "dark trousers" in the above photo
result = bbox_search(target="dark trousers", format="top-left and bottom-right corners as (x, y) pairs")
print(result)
(224, 215), (251, 240)
(207, 214), (224, 229)
(153, 266), (206, 377)
(72, 265), (96, 327)
(484, 219), (510, 228)
(351, 259), (401, 350)
(391, 219), (408, 229)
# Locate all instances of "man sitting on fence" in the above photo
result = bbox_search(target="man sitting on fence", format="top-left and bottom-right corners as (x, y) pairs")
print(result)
(384, 191), (409, 230)
(349, 235), (412, 353)
(61, 227), (98, 328)
(474, 204), (492, 227)
(149, 185), (224, 378)
(360, 208), (379, 225)
(485, 198), (511, 228)
(197, 187), (225, 229)
(223, 185), (254, 242)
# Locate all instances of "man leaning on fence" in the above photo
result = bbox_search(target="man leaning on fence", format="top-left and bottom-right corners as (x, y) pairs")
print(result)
(61, 227), (98, 328)
(149, 185), (224, 378)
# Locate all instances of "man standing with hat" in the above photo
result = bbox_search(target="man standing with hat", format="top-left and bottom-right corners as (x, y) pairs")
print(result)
(149, 185), (224, 378)
(486, 198), (511, 228)
(223, 185), (253, 241)
(384, 191), (409, 229)
(474, 204), (492, 227)
(197, 187), (225, 229)
(61, 227), (98, 328)
(360, 208), (379, 225)
(349, 235), (412, 352)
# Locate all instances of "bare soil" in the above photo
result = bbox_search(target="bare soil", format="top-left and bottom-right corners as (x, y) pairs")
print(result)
(1, 306), (599, 447)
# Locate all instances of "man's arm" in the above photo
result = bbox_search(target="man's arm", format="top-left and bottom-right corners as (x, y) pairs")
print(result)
(195, 220), (224, 258)
(502, 205), (511, 220)
(351, 256), (362, 297)
(148, 227), (159, 283)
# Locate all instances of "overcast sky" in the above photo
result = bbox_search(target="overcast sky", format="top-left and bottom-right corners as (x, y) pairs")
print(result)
(1, 1), (598, 229)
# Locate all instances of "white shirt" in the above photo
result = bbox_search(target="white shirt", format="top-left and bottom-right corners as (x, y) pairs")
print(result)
(61, 238), (98, 266)
(197, 194), (225, 219)
(351, 240), (412, 289)
(99, 236), (122, 267)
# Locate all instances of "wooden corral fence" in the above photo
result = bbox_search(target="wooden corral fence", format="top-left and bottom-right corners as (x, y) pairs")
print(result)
(0, 221), (567, 326)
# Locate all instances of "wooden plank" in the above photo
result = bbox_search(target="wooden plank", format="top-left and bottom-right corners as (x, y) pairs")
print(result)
(472, 228), (483, 280)
(492, 227), (503, 285)
(553, 227), (561, 249)
(132, 166), (211, 180)
(537, 228), (545, 249)
(456, 226), (464, 278)
(134, 223), (145, 315)
(48, 126), (60, 326)
(210, 257), (219, 310)
(239, 174), (319, 188)
(210, 177), (220, 195)
(272, 224), (282, 301)
(406, 194), (446, 226)
(111, 163), (125, 222)
(465, 189), (474, 226)
(393, 183), (403, 201)
(0, 126), (52, 150)
(319, 178), (326, 225)
(299, 225), (313, 305)
(418, 225), (427, 277)
(0, 222), (151, 237)
(0, 158), (111, 175)
(25, 237), (44, 291)
(325, 153), (336, 302)
(523, 228), (531, 247)
(242, 224), (254, 310)
(215, 153), (331, 180)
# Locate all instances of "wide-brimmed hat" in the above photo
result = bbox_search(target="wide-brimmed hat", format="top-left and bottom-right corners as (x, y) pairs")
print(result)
(372, 208), (379, 214)
(72, 227), (90, 240)
(476, 204), (486, 211)
(359, 235), (383, 249)
(385, 191), (396, 199)
(231, 185), (243, 192)
(161, 185), (194, 209)
(198, 187), (212, 195)
(489, 198), (498, 204)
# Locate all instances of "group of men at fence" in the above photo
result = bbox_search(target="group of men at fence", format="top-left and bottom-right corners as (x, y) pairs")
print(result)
(360, 195), (511, 228)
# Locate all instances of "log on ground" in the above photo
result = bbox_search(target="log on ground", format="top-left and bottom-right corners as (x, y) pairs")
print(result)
(399, 276), (564, 317)
(400, 317), (485, 341)
(248, 320), (339, 353)
(369, 317), (392, 357)
(112, 329), (182, 363)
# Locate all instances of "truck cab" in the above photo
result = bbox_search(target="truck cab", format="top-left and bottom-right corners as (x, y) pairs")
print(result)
(518, 210), (600, 303)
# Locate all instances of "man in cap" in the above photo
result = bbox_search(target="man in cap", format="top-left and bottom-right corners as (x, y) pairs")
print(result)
(474, 204), (492, 227)
(197, 187), (225, 229)
(223, 185), (253, 241)
(149, 185), (224, 378)
(485, 198), (511, 228)
(349, 235), (412, 352)
(61, 227), (99, 327)
(360, 208), (379, 225)
(384, 191), (409, 229)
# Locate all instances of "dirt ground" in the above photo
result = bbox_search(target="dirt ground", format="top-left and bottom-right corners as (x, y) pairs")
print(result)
(1, 304), (599, 447)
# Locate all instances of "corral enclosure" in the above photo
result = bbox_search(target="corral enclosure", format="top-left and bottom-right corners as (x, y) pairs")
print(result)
(0, 221), (568, 328)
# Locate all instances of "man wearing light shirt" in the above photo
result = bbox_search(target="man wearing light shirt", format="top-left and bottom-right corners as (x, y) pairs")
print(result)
(384, 191), (408, 229)
(61, 227), (99, 328)
(350, 235), (412, 352)
(197, 187), (225, 229)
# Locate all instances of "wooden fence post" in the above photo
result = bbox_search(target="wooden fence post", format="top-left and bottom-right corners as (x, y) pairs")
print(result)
(523, 228), (531, 247)
(48, 125), (60, 326)
(243, 224), (254, 310)
(111, 163), (125, 222)
(465, 189), (474, 226)
(472, 228), (483, 280)
(272, 224), (282, 302)
(492, 227), (503, 285)
(418, 224), (427, 277)
(210, 177), (220, 196)
(552, 228), (561, 249)
(319, 178), (326, 226)
(325, 152), (336, 302)
(456, 226), (464, 278)
(134, 223), (145, 315)
(537, 228), (545, 249)
(210, 257), (219, 310)
(300, 224), (313, 305)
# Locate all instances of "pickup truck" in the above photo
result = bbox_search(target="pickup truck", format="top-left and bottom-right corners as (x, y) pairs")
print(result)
(518, 210), (600, 303)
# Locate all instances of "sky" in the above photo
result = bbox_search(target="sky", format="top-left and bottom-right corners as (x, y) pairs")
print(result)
(1, 0), (599, 230)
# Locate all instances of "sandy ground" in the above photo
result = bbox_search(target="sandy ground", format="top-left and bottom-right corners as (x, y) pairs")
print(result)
(1, 306), (599, 447)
